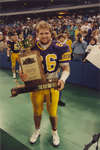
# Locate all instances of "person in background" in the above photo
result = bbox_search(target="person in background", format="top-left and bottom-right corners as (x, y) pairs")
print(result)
(64, 32), (72, 54)
(83, 37), (98, 62)
(72, 33), (87, 61)
(0, 32), (7, 52)
(75, 25), (82, 40)
(57, 33), (71, 106)
(7, 33), (21, 79)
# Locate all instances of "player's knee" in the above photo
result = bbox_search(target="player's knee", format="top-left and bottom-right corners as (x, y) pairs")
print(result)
(48, 109), (57, 117)
(34, 109), (42, 116)
(34, 105), (43, 115)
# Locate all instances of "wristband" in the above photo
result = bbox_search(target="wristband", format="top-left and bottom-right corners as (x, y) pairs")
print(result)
(60, 70), (70, 83)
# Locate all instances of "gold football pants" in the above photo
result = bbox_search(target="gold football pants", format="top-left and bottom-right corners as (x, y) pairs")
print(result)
(30, 88), (59, 117)
(11, 53), (19, 68)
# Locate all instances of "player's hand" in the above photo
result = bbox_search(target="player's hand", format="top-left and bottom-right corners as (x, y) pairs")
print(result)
(58, 80), (64, 91)
(19, 71), (28, 82)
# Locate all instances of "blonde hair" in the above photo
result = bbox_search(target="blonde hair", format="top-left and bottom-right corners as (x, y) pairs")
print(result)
(36, 20), (52, 33)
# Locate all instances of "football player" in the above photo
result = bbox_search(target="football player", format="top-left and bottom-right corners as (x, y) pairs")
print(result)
(7, 33), (20, 79)
(20, 20), (71, 146)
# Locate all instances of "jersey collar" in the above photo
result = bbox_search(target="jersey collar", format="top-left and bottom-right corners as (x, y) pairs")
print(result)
(36, 40), (52, 51)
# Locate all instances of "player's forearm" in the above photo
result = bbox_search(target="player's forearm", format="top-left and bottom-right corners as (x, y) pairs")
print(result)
(60, 64), (70, 83)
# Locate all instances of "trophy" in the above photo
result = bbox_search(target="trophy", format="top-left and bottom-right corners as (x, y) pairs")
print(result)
(11, 50), (58, 97)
